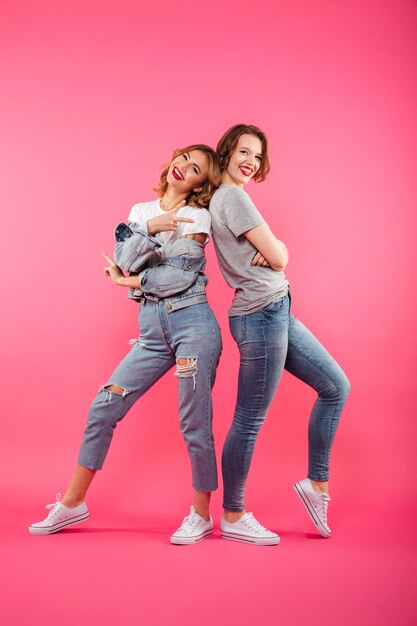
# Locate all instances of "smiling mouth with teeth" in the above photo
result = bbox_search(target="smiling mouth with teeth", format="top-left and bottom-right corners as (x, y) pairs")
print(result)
(172, 166), (184, 181)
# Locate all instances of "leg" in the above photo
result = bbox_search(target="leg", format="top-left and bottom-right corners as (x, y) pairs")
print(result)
(77, 341), (174, 473)
(193, 490), (211, 521)
(168, 304), (222, 545)
(222, 296), (290, 514)
(172, 304), (222, 501)
(61, 343), (174, 507)
(285, 315), (350, 483)
(62, 465), (96, 507)
(28, 335), (173, 536)
(29, 303), (175, 535)
(77, 300), (176, 474)
(71, 303), (175, 502)
(286, 315), (350, 537)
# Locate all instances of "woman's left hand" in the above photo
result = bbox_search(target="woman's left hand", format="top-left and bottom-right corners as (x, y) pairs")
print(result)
(102, 252), (124, 285)
(252, 251), (271, 267)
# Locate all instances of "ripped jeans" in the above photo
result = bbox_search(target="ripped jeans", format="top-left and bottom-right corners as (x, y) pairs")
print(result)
(78, 301), (222, 492)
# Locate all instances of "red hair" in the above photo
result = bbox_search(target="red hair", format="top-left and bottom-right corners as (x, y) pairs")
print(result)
(216, 124), (271, 182)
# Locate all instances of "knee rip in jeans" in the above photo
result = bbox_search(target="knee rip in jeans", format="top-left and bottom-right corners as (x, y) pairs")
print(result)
(175, 358), (198, 391)
(99, 384), (130, 401)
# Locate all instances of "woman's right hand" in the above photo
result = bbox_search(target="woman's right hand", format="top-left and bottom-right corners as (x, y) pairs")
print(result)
(102, 252), (141, 288)
(147, 200), (194, 236)
(102, 252), (124, 285)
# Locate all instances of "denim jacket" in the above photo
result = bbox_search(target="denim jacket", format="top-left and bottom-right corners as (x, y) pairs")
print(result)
(113, 222), (208, 312)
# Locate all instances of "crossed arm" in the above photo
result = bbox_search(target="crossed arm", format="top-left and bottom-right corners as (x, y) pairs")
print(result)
(105, 196), (288, 287)
(245, 223), (289, 271)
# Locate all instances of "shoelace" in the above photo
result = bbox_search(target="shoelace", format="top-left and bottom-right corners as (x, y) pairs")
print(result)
(242, 513), (269, 536)
(316, 494), (330, 524)
(42, 493), (64, 525)
(180, 507), (202, 534)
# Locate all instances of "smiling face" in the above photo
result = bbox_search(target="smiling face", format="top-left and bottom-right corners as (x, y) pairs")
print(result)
(222, 134), (263, 188)
(166, 149), (210, 194)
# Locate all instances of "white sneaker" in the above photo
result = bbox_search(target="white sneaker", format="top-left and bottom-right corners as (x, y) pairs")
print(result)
(294, 478), (331, 538)
(29, 493), (90, 535)
(170, 506), (213, 545)
(221, 512), (280, 545)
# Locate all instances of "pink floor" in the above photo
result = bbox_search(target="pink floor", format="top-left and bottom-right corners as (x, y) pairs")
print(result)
(2, 488), (415, 625)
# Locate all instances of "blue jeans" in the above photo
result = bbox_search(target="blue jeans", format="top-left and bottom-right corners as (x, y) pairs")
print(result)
(78, 301), (222, 493)
(222, 295), (350, 511)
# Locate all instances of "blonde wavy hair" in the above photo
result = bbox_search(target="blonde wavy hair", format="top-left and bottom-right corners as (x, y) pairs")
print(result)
(154, 144), (220, 209)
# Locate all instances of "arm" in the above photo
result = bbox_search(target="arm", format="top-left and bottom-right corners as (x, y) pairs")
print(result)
(103, 234), (207, 297)
(219, 186), (288, 271)
(137, 208), (210, 296)
(114, 200), (194, 273)
(113, 222), (162, 273)
(243, 223), (289, 271)
(102, 252), (140, 287)
(181, 233), (206, 244)
(137, 234), (207, 297)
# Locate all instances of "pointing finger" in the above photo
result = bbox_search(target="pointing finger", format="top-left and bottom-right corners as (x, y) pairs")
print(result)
(102, 251), (116, 265)
(174, 217), (194, 223)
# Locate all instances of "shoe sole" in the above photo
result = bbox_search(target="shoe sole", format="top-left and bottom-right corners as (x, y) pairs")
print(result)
(170, 529), (213, 545)
(28, 512), (90, 535)
(221, 531), (280, 546)
(294, 483), (331, 538)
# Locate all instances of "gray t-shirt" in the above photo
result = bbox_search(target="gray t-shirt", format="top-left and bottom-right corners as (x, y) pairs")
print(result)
(209, 184), (289, 316)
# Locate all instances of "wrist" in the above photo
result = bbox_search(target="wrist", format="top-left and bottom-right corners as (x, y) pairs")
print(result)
(147, 220), (156, 237)
(118, 275), (140, 288)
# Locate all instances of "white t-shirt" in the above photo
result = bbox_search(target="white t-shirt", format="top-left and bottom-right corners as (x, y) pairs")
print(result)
(128, 199), (211, 246)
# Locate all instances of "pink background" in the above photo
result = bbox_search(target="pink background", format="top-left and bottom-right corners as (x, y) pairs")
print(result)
(1, 0), (416, 624)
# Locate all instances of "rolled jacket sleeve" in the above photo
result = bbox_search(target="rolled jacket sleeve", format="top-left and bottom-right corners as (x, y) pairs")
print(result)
(113, 222), (162, 273)
(138, 238), (206, 298)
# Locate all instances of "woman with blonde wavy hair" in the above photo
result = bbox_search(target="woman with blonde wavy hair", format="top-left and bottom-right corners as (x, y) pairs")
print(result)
(29, 144), (222, 545)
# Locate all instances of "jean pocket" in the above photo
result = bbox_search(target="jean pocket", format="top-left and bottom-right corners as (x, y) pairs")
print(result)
(229, 315), (247, 345)
(261, 296), (288, 320)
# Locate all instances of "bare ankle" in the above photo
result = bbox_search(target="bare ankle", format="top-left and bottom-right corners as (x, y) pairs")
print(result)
(193, 490), (211, 521)
(61, 496), (84, 508)
(310, 479), (329, 495)
(194, 508), (210, 521)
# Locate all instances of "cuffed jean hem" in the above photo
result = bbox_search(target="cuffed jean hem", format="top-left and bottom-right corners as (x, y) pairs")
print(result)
(77, 458), (103, 472)
(222, 503), (245, 512)
(193, 482), (219, 493)
(77, 456), (104, 471)
(307, 473), (329, 482)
